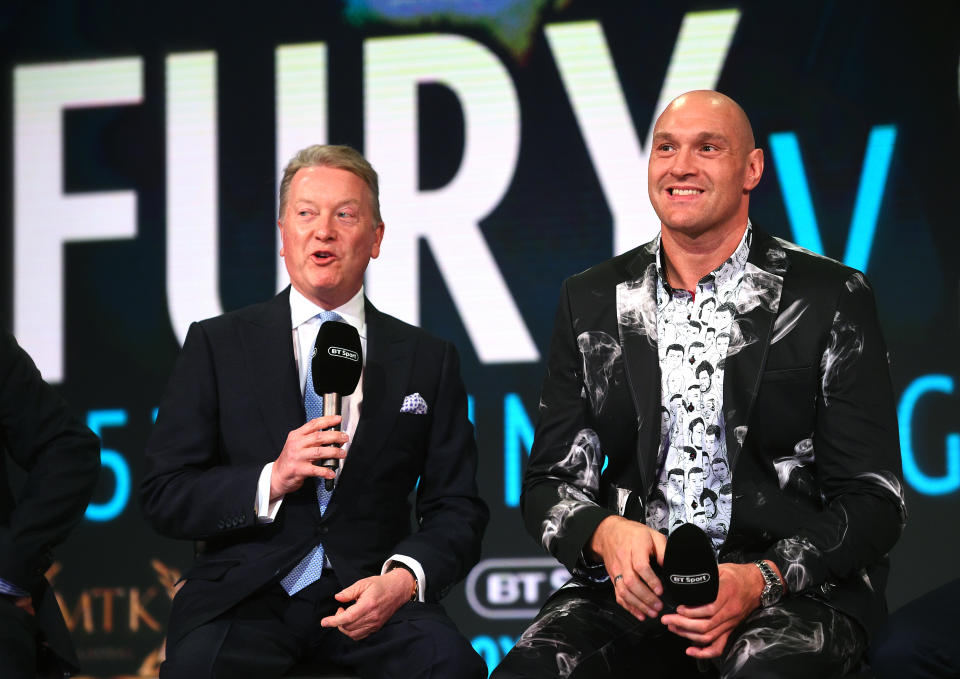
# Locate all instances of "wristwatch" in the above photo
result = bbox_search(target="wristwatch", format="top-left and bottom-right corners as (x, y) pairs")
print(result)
(389, 563), (420, 601)
(754, 560), (784, 607)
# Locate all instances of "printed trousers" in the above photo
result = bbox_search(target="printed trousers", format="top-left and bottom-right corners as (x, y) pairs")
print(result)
(492, 580), (867, 679)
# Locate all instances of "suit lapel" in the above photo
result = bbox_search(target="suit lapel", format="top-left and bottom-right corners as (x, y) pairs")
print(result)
(240, 288), (304, 458)
(721, 230), (788, 471)
(615, 241), (663, 496)
(331, 299), (412, 498)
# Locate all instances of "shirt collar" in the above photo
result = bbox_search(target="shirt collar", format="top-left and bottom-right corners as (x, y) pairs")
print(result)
(653, 220), (754, 293)
(289, 285), (367, 339)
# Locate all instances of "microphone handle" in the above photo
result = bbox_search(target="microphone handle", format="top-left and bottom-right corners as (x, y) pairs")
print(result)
(318, 392), (342, 491)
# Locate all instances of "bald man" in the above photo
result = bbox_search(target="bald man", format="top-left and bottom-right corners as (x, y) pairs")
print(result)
(493, 91), (904, 677)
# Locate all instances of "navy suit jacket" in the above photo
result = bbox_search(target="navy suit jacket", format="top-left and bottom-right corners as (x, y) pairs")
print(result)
(0, 329), (101, 672)
(141, 289), (488, 644)
(522, 228), (905, 636)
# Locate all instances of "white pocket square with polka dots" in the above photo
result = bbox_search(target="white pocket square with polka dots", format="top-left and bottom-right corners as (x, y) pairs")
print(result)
(400, 393), (429, 415)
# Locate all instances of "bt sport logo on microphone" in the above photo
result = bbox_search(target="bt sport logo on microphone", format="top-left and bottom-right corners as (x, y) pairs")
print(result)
(328, 347), (360, 361)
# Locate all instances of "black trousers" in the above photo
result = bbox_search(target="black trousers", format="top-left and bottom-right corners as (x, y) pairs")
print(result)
(491, 581), (867, 679)
(0, 597), (37, 679)
(0, 596), (71, 679)
(161, 573), (486, 679)
(869, 577), (960, 679)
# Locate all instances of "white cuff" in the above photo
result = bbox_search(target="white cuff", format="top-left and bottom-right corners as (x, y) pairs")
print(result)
(255, 463), (284, 522)
(381, 554), (426, 602)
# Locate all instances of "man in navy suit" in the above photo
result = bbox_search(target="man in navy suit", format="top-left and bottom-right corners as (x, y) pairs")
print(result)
(142, 144), (488, 678)
(1, 329), (101, 678)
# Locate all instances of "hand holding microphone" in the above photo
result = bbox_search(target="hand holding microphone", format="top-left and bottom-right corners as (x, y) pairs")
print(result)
(660, 524), (777, 660)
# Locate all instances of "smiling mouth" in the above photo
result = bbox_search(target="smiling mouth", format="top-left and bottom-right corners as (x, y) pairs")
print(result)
(669, 188), (703, 196)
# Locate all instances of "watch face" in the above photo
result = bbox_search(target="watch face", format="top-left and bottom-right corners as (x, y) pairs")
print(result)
(761, 583), (783, 606)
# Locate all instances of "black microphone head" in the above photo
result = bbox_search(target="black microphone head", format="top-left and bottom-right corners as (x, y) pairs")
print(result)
(662, 523), (719, 606)
(312, 320), (363, 395)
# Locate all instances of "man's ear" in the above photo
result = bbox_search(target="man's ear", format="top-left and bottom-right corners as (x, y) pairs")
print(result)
(370, 221), (385, 259)
(744, 147), (764, 191)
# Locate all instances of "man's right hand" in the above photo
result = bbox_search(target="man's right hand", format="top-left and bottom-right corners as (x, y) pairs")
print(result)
(588, 515), (667, 620)
(270, 416), (348, 501)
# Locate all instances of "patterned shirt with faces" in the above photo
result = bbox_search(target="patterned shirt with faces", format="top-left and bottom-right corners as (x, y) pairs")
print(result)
(646, 225), (752, 551)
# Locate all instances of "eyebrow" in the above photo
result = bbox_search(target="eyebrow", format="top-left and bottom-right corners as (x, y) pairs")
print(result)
(334, 199), (362, 212)
(294, 198), (361, 210)
(653, 131), (732, 146)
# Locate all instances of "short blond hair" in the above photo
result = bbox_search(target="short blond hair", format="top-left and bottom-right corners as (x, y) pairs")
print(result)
(278, 144), (381, 223)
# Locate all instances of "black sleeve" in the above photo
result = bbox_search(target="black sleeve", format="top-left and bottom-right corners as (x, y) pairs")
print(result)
(140, 322), (263, 540)
(521, 280), (613, 577)
(0, 330), (101, 592)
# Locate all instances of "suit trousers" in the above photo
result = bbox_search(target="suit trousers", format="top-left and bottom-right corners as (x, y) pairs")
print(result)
(491, 580), (867, 679)
(0, 598), (69, 679)
(160, 572), (486, 679)
(0, 597), (37, 679)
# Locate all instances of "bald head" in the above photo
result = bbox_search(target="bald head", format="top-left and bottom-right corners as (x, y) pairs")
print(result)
(647, 89), (764, 244)
(656, 90), (755, 153)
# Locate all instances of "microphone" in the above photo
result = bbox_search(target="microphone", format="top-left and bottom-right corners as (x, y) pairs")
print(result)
(311, 320), (363, 491)
(662, 523), (719, 606)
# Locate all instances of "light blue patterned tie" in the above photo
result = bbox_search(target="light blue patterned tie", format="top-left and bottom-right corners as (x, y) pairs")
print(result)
(281, 310), (343, 595)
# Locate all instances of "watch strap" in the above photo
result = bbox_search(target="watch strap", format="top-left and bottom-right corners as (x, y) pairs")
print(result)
(389, 562), (419, 601)
(754, 559), (783, 607)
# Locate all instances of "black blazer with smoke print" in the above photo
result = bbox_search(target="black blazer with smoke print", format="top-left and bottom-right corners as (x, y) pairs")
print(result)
(521, 227), (905, 635)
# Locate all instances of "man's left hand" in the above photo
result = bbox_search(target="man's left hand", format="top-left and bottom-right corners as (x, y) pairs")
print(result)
(320, 568), (415, 640)
(659, 562), (766, 658)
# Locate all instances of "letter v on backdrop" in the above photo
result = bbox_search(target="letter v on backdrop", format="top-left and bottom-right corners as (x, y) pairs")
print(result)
(769, 126), (897, 273)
